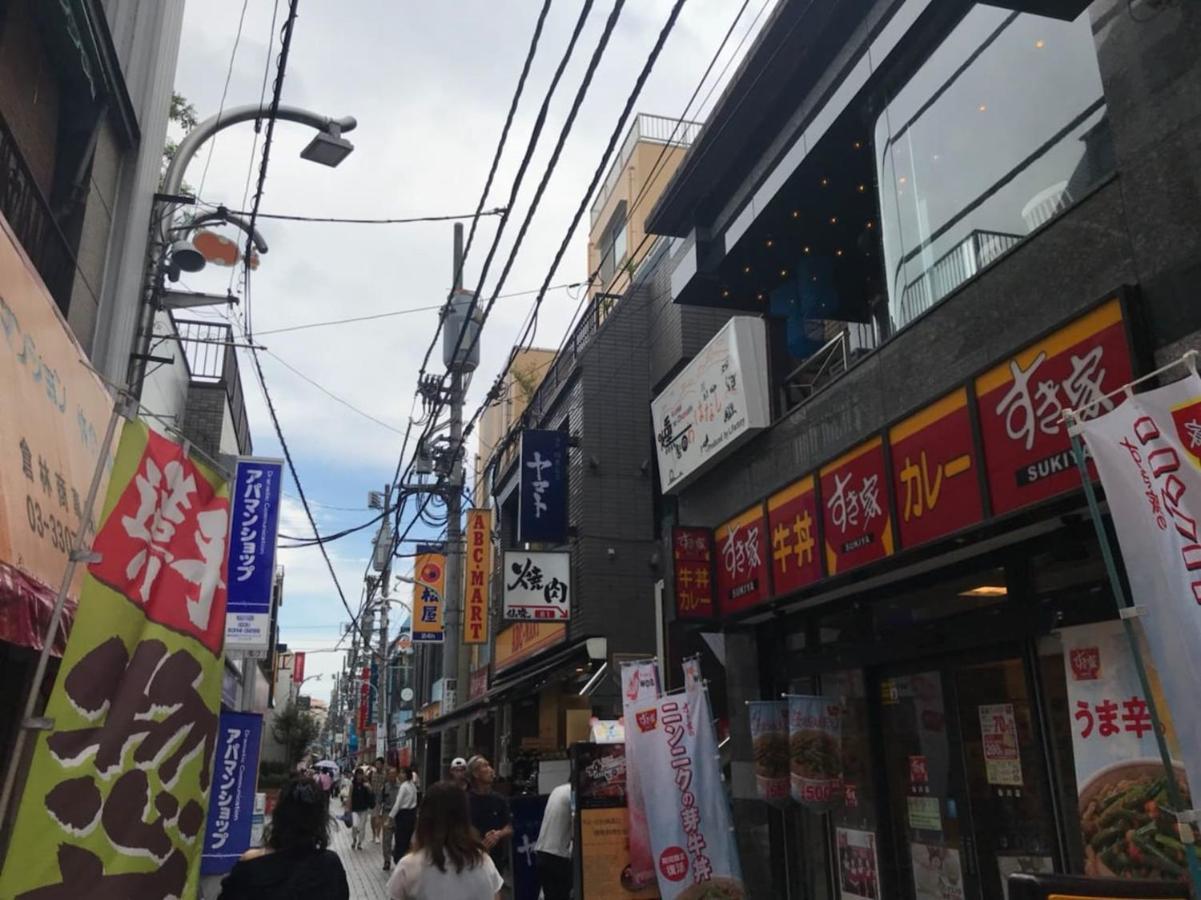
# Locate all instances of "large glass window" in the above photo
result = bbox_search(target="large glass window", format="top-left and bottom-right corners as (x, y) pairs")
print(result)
(875, 7), (1114, 330)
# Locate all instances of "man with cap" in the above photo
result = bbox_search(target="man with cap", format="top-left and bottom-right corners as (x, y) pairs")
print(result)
(466, 755), (513, 879)
(448, 756), (469, 789)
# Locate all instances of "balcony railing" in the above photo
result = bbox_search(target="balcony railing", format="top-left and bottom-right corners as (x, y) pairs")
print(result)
(590, 113), (704, 227)
(0, 112), (77, 314)
(175, 318), (252, 456)
(896, 228), (1023, 329)
(780, 321), (879, 413)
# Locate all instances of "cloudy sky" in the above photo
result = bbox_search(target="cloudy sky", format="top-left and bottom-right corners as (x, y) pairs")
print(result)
(171, 0), (774, 698)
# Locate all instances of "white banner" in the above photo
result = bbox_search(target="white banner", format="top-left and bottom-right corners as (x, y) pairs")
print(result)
(626, 673), (744, 898)
(621, 660), (660, 891)
(1076, 369), (1201, 803)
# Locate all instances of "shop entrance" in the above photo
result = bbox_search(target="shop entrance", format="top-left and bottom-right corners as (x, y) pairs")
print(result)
(874, 650), (1059, 900)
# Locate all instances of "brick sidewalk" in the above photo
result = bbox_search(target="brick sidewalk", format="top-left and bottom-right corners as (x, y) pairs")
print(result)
(331, 814), (391, 900)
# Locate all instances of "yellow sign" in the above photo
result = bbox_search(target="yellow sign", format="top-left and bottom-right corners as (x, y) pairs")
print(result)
(579, 808), (659, 899)
(0, 213), (113, 649)
(411, 552), (446, 643)
(494, 621), (565, 672)
(463, 509), (491, 645)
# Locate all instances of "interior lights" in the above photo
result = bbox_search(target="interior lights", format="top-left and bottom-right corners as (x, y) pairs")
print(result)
(829, 216), (838, 225)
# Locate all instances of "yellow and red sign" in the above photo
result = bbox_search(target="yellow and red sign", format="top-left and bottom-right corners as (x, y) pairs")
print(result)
(714, 503), (771, 615)
(463, 509), (491, 645)
(494, 620), (565, 673)
(0, 419), (229, 900)
(889, 388), (983, 549)
(411, 551), (445, 643)
(767, 475), (822, 595)
(672, 526), (714, 619)
(820, 437), (894, 575)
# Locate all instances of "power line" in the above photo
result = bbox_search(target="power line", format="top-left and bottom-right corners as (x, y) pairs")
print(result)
(222, 206), (507, 225)
(259, 348), (408, 434)
(198, 0), (250, 199)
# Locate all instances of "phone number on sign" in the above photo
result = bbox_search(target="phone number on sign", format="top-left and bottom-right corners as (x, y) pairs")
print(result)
(26, 494), (76, 553)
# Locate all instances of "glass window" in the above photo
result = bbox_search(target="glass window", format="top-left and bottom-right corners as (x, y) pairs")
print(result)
(875, 7), (1114, 330)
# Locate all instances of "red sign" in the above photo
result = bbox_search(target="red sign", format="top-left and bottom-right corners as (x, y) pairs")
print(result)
(469, 666), (488, 700)
(636, 708), (658, 733)
(820, 438), (894, 575)
(358, 665), (369, 731)
(766, 475), (822, 596)
(889, 388), (984, 549)
(292, 651), (306, 684)
(714, 504), (771, 615)
(909, 755), (929, 785)
(976, 297), (1133, 515)
(672, 527), (714, 619)
(1069, 647), (1101, 681)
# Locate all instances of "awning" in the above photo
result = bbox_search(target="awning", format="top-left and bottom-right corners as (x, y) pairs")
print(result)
(0, 561), (74, 657)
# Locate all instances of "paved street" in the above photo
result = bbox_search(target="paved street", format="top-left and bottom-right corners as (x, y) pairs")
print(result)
(331, 815), (390, 900)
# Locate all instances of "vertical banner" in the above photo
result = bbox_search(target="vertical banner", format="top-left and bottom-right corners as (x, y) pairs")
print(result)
(620, 659), (661, 892)
(291, 651), (306, 684)
(672, 526), (715, 619)
(0, 420), (230, 900)
(748, 700), (789, 805)
(625, 672), (744, 898)
(1061, 620), (1192, 881)
(368, 659), (378, 726)
(518, 429), (569, 544)
(463, 508), (491, 644)
(1075, 371), (1201, 801)
(201, 712), (264, 875)
(224, 458), (283, 657)
(788, 694), (844, 811)
(510, 793), (549, 900)
(358, 666), (370, 732)
(411, 551), (446, 643)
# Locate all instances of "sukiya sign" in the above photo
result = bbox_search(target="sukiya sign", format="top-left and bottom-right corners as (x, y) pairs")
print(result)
(519, 430), (568, 544)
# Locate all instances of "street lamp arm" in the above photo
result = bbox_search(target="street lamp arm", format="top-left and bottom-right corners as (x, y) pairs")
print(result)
(172, 209), (269, 254)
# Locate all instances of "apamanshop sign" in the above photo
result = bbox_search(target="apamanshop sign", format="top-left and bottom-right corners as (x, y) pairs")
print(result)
(1075, 369), (1201, 804)
(201, 712), (264, 875)
(224, 458), (283, 656)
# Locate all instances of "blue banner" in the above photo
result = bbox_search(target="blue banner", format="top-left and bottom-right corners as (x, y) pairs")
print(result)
(518, 430), (569, 544)
(510, 793), (550, 900)
(201, 712), (264, 875)
(225, 458), (283, 654)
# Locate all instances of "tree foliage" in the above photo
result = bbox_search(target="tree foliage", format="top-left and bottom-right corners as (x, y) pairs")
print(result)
(161, 92), (198, 193)
(271, 701), (321, 766)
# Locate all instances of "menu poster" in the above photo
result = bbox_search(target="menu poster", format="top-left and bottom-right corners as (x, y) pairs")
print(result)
(910, 843), (966, 900)
(836, 828), (881, 900)
(788, 694), (844, 812)
(978, 703), (1023, 787)
(748, 700), (789, 805)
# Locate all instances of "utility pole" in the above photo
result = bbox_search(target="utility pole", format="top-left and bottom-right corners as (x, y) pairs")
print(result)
(375, 484), (393, 761)
(442, 223), (467, 752)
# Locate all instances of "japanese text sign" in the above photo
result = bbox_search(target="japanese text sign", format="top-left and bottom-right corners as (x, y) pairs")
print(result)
(493, 621), (566, 672)
(976, 297), (1133, 515)
(503, 550), (570, 620)
(518, 429), (568, 544)
(358, 665), (370, 731)
(0, 419), (228, 900)
(820, 437), (894, 575)
(977, 703), (1023, 787)
(201, 712), (263, 875)
(767, 475), (822, 596)
(714, 504), (771, 615)
(411, 551), (446, 642)
(889, 388), (984, 549)
(672, 526), (715, 619)
(463, 509), (491, 644)
(224, 458), (282, 655)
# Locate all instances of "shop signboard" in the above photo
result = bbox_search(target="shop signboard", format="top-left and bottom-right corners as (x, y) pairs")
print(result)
(518, 429), (569, 544)
(767, 475), (822, 596)
(468, 666), (489, 701)
(672, 526), (715, 619)
(411, 551), (446, 642)
(0, 420), (229, 900)
(201, 712), (264, 875)
(291, 651), (306, 684)
(975, 297), (1133, 516)
(224, 458), (283, 657)
(1060, 620), (1191, 882)
(714, 503), (771, 615)
(889, 389), (984, 549)
(0, 212), (114, 655)
(358, 666), (370, 732)
(652, 315), (771, 493)
(493, 621), (566, 673)
(463, 508), (491, 643)
(787, 694), (844, 811)
(748, 700), (789, 805)
(1075, 370), (1201, 807)
(502, 550), (570, 620)
(820, 438), (894, 575)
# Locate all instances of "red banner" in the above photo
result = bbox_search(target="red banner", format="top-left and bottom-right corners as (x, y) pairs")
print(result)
(714, 505), (770, 615)
(767, 475), (822, 597)
(889, 388), (984, 549)
(975, 297), (1133, 516)
(358, 665), (369, 732)
(820, 438), (893, 575)
(291, 651), (305, 684)
(672, 527), (715, 619)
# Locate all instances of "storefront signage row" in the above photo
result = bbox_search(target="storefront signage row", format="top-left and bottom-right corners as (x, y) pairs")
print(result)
(493, 620), (567, 673)
(689, 295), (1136, 618)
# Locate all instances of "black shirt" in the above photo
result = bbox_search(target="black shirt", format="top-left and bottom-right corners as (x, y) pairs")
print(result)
(218, 848), (348, 900)
(351, 781), (375, 812)
(468, 789), (512, 871)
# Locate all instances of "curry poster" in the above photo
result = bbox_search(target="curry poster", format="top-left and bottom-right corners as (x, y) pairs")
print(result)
(0, 419), (230, 900)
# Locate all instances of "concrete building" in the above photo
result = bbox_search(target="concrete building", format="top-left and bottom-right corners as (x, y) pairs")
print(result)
(473, 347), (557, 505)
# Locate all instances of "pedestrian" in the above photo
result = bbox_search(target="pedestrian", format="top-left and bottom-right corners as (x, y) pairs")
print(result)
(465, 756), (513, 880)
(217, 775), (349, 900)
(448, 757), (469, 789)
(351, 769), (375, 849)
(371, 756), (388, 843)
(386, 781), (503, 900)
(534, 782), (572, 900)
(379, 767), (400, 872)
(390, 766), (419, 866)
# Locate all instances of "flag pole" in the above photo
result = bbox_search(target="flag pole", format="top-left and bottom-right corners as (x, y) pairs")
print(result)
(1067, 425), (1201, 895)
(0, 393), (130, 830)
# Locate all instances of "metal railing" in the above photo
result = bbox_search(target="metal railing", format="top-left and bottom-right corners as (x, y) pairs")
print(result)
(174, 318), (252, 455)
(590, 113), (704, 227)
(896, 228), (1023, 328)
(0, 112), (77, 314)
(779, 321), (880, 412)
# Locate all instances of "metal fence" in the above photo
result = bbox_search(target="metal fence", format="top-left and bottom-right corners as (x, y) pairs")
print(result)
(590, 113), (704, 227)
(174, 318), (252, 455)
(896, 228), (1023, 328)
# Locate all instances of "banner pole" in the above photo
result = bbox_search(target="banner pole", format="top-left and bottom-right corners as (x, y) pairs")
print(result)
(0, 394), (128, 831)
(1068, 430), (1201, 895)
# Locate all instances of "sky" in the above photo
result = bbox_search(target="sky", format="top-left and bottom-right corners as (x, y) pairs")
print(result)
(171, 0), (775, 702)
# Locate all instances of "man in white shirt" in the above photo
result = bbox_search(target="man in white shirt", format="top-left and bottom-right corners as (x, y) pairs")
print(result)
(389, 766), (419, 865)
(535, 782), (573, 900)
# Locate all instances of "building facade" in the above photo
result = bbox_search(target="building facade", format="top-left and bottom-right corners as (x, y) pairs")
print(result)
(645, 0), (1201, 897)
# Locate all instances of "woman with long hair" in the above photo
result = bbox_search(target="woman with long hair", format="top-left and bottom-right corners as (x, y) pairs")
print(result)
(217, 775), (349, 899)
(387, 781), (503, 900)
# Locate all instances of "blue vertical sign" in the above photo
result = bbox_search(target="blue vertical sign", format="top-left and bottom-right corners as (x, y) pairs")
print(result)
(510, 793), (550, 900)
(518, 430), (569, 544)
(225, 458), (284, 656)
(201, 712), (264, 875)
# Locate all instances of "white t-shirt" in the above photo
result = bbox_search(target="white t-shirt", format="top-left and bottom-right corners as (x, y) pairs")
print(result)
(535, 783), (572, 858)
(387, 849), (502, 900)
